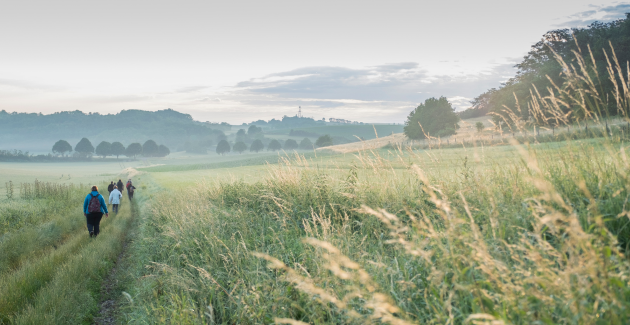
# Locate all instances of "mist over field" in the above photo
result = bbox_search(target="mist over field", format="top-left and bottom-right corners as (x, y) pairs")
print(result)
(2, 2), (630, 325)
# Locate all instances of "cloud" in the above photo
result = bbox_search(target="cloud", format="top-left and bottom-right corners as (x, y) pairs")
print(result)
(234, 61), (516, 111)
(557, 3), (630, 27)
(174, 85), (208, 93)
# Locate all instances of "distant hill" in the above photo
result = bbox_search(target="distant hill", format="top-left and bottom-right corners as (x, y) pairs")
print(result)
(0, 109), (225, 153)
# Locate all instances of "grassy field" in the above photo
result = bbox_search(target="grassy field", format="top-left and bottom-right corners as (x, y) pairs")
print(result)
(2, 116), (630, 324)
(281, 124), (404, 140)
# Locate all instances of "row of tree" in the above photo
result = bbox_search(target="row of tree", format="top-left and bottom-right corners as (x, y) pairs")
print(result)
(52, 138), (170, 158)
(214, 135), (335, 155)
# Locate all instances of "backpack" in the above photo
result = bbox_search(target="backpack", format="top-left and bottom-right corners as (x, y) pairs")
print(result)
(88, 193), (101, 213)
(126, 182), (131, 189)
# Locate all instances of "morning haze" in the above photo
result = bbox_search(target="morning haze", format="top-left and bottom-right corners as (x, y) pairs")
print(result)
(2, 1), (630, 324)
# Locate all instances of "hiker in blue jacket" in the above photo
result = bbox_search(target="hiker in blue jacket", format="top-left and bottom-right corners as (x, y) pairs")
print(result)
(83, 185), (109, 237)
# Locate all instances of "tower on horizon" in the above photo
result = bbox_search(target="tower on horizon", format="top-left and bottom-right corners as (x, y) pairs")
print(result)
(298, 106), (302, 118)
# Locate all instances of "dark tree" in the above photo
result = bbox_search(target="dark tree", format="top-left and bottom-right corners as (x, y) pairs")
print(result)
(267, 139), (282, 151)
(233, 141), (248, 154)
(52, 140), (72, 156)
(284, 139), (299, 150)
(250, 139), (264, 152)
(95, 141), (112, 158)
(299, 138), (313, 150)
(315, 135), (333, 147)
(236, 129), (246, 137)
(475, 122), (485, 133)
(157, 144), (170, 157)
(248, 125), (262, 135)
(125, 143), (142, 158)
(404, 97), (459, 139)
(216, 140), (231, 155)
(75, 138), (94, 157)
(142, 140), (159, 157)
(111, 142), (125, 159)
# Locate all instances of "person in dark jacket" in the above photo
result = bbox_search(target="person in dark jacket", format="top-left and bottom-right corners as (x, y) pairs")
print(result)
(128, 184), (137, 199)
(107, 181), (114, 195)
(116, 179), (124, 196)
(83, 185), (109, 237)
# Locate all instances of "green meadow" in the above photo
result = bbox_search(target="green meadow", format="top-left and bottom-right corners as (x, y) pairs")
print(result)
(2, 131), (629, 324)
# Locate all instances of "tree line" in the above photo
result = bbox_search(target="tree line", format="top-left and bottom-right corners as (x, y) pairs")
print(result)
(52, 138), (170, 158)
(462, 13), (630, 126)
(215, 135), (335, 155)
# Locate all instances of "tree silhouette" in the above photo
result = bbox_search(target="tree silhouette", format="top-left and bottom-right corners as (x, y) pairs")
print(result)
(250, 139), (264, 152)
(52, 140), (72, 156)
(216, 140), (231, 155)
(475, 122), (485, 133)
(315, 135), (333, 148)
(404, 97), (459, 139)
(233, 141), (247, 154)
(95, 141), (112, 158)
(248, 125), (262, 135)
(142, 140), (159, 157)
(157, 144), (170, 157)
(284, 139), (299, 150)
(236, 129), (246, 137)
(75, 138), (94, 157)
(299, 138), (313, 150)
(111, 142), (125, 159)
(125, 143), (142, 159)
(268, 139), (282, 151)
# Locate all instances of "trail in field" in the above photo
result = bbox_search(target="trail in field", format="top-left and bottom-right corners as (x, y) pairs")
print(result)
(94, 199), (138, 325)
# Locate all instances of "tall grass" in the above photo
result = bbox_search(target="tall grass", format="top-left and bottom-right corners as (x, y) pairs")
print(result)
(117, 43), (630, 324)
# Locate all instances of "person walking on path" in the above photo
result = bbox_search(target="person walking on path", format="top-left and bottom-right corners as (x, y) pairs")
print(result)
(83, 185), (109, 237)
(117, 179), (124, 197)
(107, 181), (114, 195)
(109, 185), (123, 213)
(128, 184), (137, 199)
(126, 179), (132, 196)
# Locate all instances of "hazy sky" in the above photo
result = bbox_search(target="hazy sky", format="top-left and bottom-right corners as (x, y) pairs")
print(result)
(1, 1), (628, 124)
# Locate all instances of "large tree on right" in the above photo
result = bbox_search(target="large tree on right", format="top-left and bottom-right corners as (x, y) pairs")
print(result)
(404, 97), (459, 139)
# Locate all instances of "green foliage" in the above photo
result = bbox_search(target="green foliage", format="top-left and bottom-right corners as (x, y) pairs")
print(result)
(479, 15), (630, 123)
(315, 134), (333, 147)
(52, 140), (72, 156)
(216, 140), (231, 155)
(110, 142), (125, 158)
(125, 143), (142, 158)
(233, 141), (248, 154)
(142, 140), (159, 157)
(404, 97), (460, 139)
(267, 139), (282, 151)
(95, 141), (111, 158)
(283, 139), (299, 150)
(250, 139), (264, 152)
(299, 138), (313, 150)
(475, 121), (485, 132)
(236, 129), (246, 137)
(74, 138), (94, 157)
(157, 144), (170, 157)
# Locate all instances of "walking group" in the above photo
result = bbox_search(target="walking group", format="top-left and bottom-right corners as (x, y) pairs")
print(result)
(82, 178), (137, 238)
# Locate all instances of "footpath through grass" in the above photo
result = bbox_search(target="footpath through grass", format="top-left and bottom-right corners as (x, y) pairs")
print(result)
(117, 137), (630, 324)
(0, 178), (141, 324)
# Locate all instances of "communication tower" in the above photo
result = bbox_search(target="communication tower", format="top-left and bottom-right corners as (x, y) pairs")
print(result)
(298, 106), (303, 118)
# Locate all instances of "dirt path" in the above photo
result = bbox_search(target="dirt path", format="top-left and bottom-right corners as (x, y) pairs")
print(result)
(93, 201), (138, 325)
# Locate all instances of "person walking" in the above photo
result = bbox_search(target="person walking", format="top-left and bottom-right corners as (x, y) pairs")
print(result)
(107, 181), (114, 195)
(83, 185), (109, 237)
(128, 184), (137, 199)
(117, 179), (124, 196)
(109, 185), (123, 213)
(126, 179), (132, 196)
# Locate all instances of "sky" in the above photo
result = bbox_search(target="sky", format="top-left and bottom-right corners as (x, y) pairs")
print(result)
(0, 1), (629, 124)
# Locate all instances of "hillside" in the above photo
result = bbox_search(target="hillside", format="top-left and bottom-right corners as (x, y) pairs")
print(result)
(0, 109), (224, 153)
